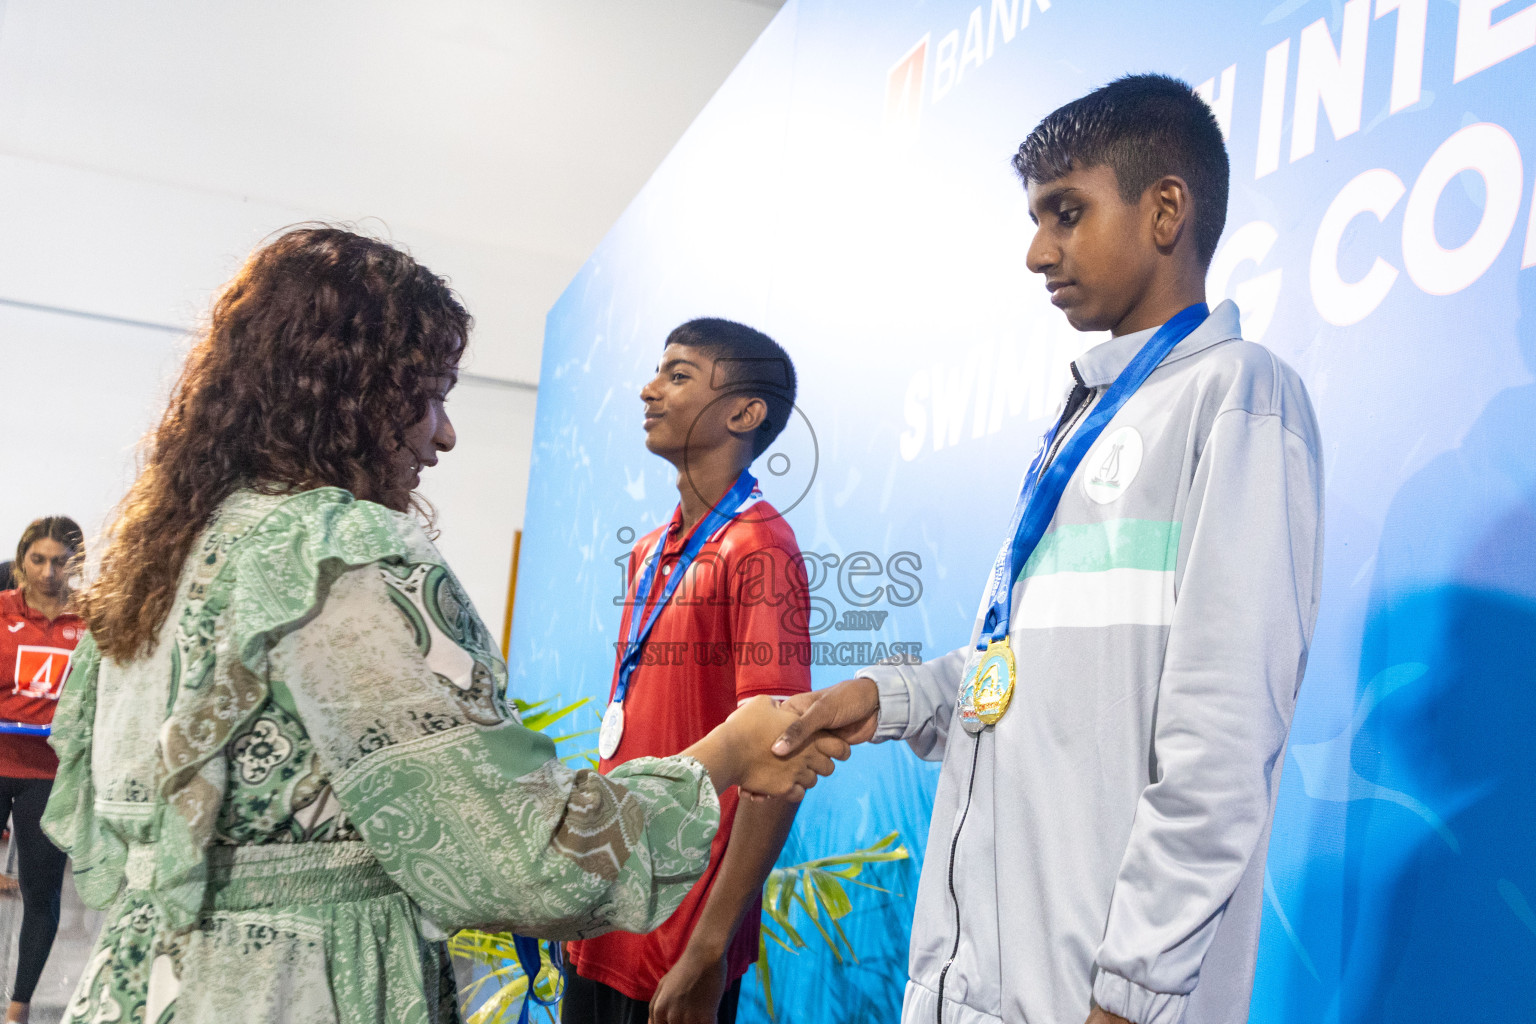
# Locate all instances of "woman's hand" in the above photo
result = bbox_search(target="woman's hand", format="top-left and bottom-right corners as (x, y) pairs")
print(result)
(685, 696), (849, 800)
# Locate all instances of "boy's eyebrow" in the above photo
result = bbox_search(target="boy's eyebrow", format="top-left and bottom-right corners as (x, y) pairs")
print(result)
(1032, 184), (1084, 210)
(659, 357), (703, 372)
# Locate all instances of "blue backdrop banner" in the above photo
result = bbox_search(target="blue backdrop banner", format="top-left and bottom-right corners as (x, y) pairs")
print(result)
(509, 2), (1536, 1019)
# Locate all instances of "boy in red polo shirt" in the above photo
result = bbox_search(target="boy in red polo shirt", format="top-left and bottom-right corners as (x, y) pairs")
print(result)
(563, 319), (812, 1024)
(0, 515), (85, 1024)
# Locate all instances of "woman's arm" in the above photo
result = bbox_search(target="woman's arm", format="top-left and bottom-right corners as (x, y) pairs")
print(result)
(270, 563), (837, 939)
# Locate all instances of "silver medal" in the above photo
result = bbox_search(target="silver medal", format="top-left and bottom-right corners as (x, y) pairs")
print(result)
(598, 701), (626, 759)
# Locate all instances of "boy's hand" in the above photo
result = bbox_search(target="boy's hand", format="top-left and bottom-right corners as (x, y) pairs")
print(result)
(1085, 1002), (1133, 1024)
(649, 947), (728, 1024)
(770, 677), (881, 756)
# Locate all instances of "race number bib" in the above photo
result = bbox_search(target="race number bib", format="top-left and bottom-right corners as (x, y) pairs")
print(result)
(13, 646), (73, 699)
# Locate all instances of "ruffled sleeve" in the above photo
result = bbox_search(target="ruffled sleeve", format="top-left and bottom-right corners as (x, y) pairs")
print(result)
(268, 563), (720, 938)
(150, 487), (453, 930)
(42, 633), (129, 909)
(44, 487), (720, 934)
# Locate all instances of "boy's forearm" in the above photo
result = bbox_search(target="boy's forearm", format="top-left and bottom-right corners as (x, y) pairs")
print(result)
(682, 793), (798, 960)
(858, 644), (970, 760)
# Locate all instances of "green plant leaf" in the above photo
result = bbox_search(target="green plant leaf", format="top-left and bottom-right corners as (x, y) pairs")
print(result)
(520, 696), (591, 733)
(829, 914), (859, 964)
(547, 727), (598, 744)
(769, 907), (807, 950)
(457, 964), (513, 1007)
(449, 929), (568, 1023)
(756, 930), (776, 1021)
(796, 871), (821, 923)
(749, 829), (912, 1007)
(768, 868), (796, 919)
(465, 973), (528, 1024)
(453, 822), (909, 1020)
(808, 869), (853, 919)
(449, 929), (522, 965)
(760, 918), (797, 955)
(791, 890), (843, 962)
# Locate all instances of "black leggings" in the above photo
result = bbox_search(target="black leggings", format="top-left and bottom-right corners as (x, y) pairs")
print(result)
(0, 776), (66, 1003)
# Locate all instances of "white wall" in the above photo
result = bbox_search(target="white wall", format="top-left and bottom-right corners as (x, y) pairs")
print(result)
(0, 294), (536, 640)
(0, 162), (541, 636)
(0, 303), (185, 553)
(0, 0), (777, 635)
(419, 382), (540, 648)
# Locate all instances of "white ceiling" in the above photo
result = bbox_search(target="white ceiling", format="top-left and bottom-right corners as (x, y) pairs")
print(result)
(0, 0), (783, 384)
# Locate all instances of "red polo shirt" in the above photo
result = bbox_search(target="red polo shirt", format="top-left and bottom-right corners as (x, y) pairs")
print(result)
(565, 498), (812, 1003)
(0, 589), (85, 779)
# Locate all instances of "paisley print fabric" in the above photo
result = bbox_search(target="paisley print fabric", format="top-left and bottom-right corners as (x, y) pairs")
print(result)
(41, 488), (721, 1023)
(218, 703), (357, 845)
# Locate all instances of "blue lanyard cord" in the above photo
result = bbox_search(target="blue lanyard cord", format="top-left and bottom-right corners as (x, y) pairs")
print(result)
(981, 303), (1209, 646)
(0, 721), (49, 736)
(513, 935), (563, 1024)
(613, 469), (759, 703)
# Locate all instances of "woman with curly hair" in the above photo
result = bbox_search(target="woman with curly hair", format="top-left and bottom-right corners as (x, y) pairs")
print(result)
(41, 227), (844, 1024)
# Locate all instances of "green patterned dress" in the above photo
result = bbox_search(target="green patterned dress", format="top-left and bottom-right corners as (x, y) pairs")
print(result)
(42, 488), (720, 1024)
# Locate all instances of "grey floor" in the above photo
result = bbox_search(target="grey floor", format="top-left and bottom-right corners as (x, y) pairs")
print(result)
(0, 852), (103, 1024)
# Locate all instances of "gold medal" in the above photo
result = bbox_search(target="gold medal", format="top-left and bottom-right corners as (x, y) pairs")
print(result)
(972, 638), (1016, 725)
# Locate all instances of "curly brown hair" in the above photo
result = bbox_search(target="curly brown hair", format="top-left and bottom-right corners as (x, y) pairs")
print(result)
(83, 226), (470, 662)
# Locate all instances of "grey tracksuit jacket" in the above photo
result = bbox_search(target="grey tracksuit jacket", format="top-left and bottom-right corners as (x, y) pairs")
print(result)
(861, 301), (1324, 1024)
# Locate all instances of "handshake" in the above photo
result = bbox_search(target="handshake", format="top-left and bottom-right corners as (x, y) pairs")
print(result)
(682, 678), (881, 802)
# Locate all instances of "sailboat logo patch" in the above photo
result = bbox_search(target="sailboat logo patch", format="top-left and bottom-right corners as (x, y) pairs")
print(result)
(1084, 427), (1144, 504)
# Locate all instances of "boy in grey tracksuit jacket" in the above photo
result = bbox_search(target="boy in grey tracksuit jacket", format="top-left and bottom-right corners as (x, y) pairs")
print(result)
(773, 77), (1324, 1024)
(866, 296), (1322, 1024)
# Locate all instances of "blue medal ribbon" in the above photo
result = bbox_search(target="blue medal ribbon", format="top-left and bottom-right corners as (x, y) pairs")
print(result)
(513, 934), (563, 1024)
(979, 303), (1209, 648)
(511, 475), (756, 1021)
(612, 468), (759, 703)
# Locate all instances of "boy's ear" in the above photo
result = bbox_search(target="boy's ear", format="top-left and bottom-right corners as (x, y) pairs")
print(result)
(1149, 174), (1193, 254)
(725, 393), (769, 439)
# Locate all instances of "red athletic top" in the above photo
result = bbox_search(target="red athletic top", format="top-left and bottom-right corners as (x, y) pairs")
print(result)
(0, 589), (85, 779)
(565, 498), (812, 1003)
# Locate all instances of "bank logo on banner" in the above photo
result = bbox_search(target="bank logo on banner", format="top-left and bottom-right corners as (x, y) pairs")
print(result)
(884, 34), (928, 138)
(13, 645), (72, 699)
(887, 0), (1056, 126)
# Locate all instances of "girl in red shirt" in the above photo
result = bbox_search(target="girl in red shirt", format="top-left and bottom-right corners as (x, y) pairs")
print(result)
(0, 516), (84, 1024)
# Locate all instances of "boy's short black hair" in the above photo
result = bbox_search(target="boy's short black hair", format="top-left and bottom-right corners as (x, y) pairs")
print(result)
(665, 318), (797, 458)
(1013, 73), (1230, 266)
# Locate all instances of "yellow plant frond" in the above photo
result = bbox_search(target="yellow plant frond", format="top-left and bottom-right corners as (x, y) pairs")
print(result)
(517, 696), (591, 733)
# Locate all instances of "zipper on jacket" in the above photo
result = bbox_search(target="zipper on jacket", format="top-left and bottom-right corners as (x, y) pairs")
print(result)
(935, 734), (983, 1023)
(1042, 370), (1094, 473)
(933, 374), (1092, 1023)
